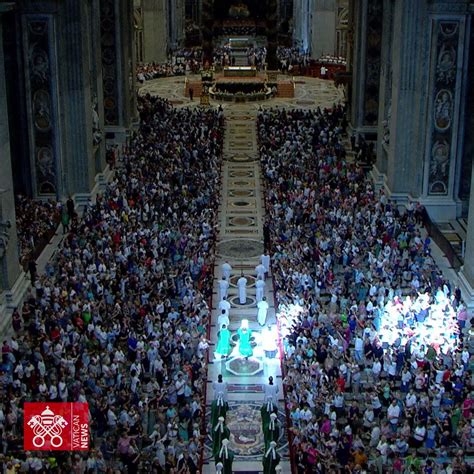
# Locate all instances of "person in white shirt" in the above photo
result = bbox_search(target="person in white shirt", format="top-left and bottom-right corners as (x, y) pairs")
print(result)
(237, 273), (247, 304)
(257, 297), (269, 326)
(218, 277), (229, 301)
(261, 252), (270, 274)
(405, 390), (417, 409)
(222, 261), (232, 280)
(354, 335), (364, 361)
(387, 400), (400, 427)
(372, 359), (382, 380)
(213, 374), (228, 405)
(255, 278), (265, 303)
(217, 309), (230, 330)
(255, 263), (266, 281)
(264, 376), (279, 412)
(218, 296), (231, 318)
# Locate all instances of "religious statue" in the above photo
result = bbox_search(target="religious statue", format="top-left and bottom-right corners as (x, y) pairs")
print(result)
(92, 95), (103, 146)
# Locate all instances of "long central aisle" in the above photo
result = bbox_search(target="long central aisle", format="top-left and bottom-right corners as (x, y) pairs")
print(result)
(203, 107), (290, 473)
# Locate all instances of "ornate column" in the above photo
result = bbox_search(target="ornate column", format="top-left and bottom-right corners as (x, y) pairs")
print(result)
(267, 0), (279, 69)
(57, 0), (96, 201)
(372, 0), (394, 187)
(311, 0), (336, 59)
(142, 0), (168, 63)
(420, 1), (471, 220)
(350, 0), (383, 136)
(201, 0), (213, 63)
(99, 0), (136, 142)
(21, 9), (62, 198)
(0, 4), (28, 327)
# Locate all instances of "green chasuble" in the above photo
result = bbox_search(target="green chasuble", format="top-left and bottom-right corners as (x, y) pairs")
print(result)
(237, 328), (253, 357)
(216, 328), (231, 357)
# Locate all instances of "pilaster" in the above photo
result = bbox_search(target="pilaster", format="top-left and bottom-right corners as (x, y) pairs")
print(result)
(142, 0), (167, 64)
(99, 0), (136, 143)
(383, 0), (427, 203)
(0, 5), (28, 330)
(57, 0), (95, 197)
(420, 1), (471, 221)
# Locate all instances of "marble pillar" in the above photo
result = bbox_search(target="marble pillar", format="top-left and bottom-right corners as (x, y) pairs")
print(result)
(311, 0), (336, 59)
(350, 0), (383, 135)
(420, 2), (470, 220)
(0, 5), (28, 328)
(293, 0), (312, 52)
(57, 0), (96, 198)
(99, 0), (137, 142)
(21, 11), (62, 198)
(373, 0), (393, 182)
(142, 0), (168, 64)
(372, 0), (471, 223)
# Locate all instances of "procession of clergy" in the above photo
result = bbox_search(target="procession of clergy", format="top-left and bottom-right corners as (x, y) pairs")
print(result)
(211, 254), (282, 473)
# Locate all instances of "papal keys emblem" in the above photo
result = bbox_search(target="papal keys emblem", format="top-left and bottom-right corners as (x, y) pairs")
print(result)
(27, 405), (68, 448)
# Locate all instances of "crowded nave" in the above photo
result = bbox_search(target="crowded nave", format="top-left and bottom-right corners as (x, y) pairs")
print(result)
(0, 1), (474, 473)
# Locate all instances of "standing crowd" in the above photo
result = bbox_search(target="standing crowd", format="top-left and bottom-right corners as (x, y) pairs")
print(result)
(14, 195), (60, 267)
(258, 106), (473, 473)
(1, 97), (224, 473)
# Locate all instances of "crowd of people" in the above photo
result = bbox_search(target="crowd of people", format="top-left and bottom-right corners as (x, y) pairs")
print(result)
(136, 50), (202, 82)
(258, 106), (473, 473)
(277, 47), (311, 74)
(1, 97), (224, 473)
(14, 195), (60, 266)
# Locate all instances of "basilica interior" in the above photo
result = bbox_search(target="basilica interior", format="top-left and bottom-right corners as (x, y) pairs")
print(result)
(0, 1), (474, 473)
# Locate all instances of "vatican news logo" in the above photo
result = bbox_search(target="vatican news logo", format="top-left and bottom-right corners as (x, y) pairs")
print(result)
(24, 402), (89, 451)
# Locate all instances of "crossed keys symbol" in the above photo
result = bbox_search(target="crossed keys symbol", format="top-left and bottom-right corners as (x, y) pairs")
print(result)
(27, 408), (69, 448)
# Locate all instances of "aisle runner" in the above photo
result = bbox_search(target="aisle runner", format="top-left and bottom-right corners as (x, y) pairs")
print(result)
(202, 107), (290, 473)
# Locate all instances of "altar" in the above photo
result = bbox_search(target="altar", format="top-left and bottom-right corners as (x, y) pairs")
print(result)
(224, 65), (257, 77)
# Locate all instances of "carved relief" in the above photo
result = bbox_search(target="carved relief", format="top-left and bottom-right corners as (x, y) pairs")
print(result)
(436, 44), (456, 83)
(427, 20), (460, 195)
(363, 0), (383, 125)
(434, 89), (453, 131)
(100, 0), (119, 126)
(24, 17), (58, 195)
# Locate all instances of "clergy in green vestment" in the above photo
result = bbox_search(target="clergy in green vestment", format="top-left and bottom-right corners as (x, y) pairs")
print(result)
(212, 416), (230, 457)
(210, 399), (229, 431)
(215, 438), (234, 473)
(216, 324), (231, 358)
(263, 412), (280, 450)
(262, 441), (281, 474)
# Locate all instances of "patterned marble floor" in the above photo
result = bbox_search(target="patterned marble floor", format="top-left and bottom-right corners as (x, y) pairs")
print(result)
(138, 74), (344, 111)
(202, 107), (290, 473)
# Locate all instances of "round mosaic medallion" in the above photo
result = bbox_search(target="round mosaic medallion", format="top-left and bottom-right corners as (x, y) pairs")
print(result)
(230, 189), (253, 197)
(231, 170), (254, 177)
(229, 274), (257, 288)
(231, 200), (252, 207)
(229, 216), (255, 227)
(233, 180), (252, 187)
(217, 239), (264, 258)
(229, 295), (256, 308)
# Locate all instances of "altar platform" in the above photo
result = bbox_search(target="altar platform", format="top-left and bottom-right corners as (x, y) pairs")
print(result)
(223, 66), (257, 77)
(184, 71), (294, 100)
